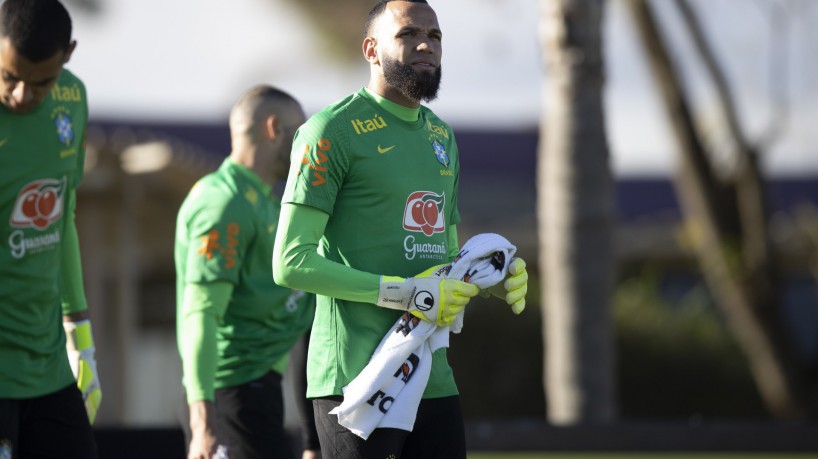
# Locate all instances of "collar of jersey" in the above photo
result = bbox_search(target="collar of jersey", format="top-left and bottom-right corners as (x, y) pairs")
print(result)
(363, 87), (420, 123)
(225, 158), (272, 197)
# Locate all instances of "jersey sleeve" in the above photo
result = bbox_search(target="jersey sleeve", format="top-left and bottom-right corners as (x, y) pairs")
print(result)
(282, 108), (351, 215)
(447, 224), (460, 261)
(181, 185), (254, 285)
(70, 77), (88, 190)
(60, 189), (89, 315)
(273, 203), (380, 303)
(448, 129), (461, 227)
(60, 77), (90, 315)
(178, 281), (233, 403)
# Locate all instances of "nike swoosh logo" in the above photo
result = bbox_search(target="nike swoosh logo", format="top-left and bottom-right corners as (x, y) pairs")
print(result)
(377, 145), (396, 154)
(0, 139), (7, 148)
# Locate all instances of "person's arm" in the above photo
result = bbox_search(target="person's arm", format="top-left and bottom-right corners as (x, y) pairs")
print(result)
(273, 203), (478, 326)
(178, 281), (233, 459)
(272, 203), (380, 302)
(61, 190), (88, 316)
(60, 189), (103, 424)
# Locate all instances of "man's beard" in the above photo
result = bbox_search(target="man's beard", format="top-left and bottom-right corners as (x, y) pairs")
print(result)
(382, 56), (442, 103)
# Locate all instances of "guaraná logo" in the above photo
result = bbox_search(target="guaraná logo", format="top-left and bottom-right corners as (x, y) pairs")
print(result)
(403, 191), (445, 237)
(9, 177), (66, 230)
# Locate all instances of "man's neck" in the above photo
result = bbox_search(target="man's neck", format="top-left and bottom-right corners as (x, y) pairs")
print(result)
(366, 81), (419, 109)
(230, 148), (275, 187)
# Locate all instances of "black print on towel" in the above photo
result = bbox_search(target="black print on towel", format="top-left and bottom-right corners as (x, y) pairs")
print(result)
(396, 312), (422, 337)
(365, 352), (420, 414)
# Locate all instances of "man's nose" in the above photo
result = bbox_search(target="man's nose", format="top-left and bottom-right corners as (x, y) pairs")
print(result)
(416, 35), (438, 54)
(11, 82), (33, 104)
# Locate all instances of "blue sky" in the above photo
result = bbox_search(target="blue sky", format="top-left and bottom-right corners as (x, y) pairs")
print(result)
(66, 0), (817, 176)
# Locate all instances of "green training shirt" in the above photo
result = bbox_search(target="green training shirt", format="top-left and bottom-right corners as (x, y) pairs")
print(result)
(175, 158), (314, 400)
(0, 69), (88, 398)
(282, 88), (462, 398)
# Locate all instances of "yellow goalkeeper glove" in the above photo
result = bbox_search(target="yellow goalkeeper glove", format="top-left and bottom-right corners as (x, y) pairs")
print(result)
(64, 320), (102, 425)
(486, 257), (528, 314)
(377, 264), (480, 327)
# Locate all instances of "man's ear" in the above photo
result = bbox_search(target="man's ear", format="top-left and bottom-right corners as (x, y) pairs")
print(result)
(363, 37), (379, 65)
(64, 40), (77, 64)
(265, 114), (278, 140)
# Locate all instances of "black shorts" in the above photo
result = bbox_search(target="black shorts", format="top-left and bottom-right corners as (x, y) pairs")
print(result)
(313, 395), (467, 459)
(289, 331), (320, 451)
(182, 371), (296, 459)
(0, 383), (98, 459)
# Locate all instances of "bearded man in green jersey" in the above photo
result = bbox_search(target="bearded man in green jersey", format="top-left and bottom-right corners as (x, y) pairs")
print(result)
(272, 1), (529, 458)
(0, 1), (101, 457)
(175, 85), (319, 459)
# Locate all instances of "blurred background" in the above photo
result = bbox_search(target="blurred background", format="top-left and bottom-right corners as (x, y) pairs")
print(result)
(55, 0), (818, 453)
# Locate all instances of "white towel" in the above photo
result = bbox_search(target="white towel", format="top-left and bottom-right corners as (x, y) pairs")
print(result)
(448, 233), (517, 333)
(329, 233), (516, 439)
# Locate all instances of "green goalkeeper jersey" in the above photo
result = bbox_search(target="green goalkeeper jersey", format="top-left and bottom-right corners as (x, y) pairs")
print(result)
(0, 70), (88, 398)
(175, 158), (314, 397)
(283, 88), (461, 398)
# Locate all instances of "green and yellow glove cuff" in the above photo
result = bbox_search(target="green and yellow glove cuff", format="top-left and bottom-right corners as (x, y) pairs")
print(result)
(377, 265), (479, 327)
(64, 319), (102, 424)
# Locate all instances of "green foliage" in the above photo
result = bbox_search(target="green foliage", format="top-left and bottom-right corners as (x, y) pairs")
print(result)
(450, 266), (768, 421)
(449, 277), (545, 418)
(615, 268), (768, 420)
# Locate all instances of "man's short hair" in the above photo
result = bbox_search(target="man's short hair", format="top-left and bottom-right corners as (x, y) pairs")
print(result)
(364, 0), (429, 38)
(0, 0), (73, 62)
(229, 84), (300, 136)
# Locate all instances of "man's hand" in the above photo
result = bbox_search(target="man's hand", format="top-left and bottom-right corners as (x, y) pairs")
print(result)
(188, 400), (221, 459)
(487, 257), (528, 314)
(377, 264), (480, 327)
(64, 320), (102, 424)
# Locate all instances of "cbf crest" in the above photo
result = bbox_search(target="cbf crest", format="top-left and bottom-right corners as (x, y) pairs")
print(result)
(51, 107), (74, 146)
(431, 139), (448, 168)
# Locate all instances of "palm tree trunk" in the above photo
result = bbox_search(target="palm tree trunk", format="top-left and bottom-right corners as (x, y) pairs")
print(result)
(538, 0), (616, 424)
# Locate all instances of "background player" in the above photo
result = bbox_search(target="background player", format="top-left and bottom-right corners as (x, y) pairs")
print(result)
(175, 85), (317, 459)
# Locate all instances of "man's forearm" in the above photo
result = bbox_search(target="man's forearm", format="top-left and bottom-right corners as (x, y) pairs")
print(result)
(189, 399), (217, 432)
(273, 203), (380, 303)
(179, 282), (232, 403)
(60, 192), (89, 316)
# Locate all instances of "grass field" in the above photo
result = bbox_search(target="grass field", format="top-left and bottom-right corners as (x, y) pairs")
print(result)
(469, 454), (818, 459)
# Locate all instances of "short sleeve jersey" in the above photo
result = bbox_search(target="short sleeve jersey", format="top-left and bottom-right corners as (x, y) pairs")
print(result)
(175, 159), (314, 389)
(283, 88), (461, 398)
(0, 70), (88, 398)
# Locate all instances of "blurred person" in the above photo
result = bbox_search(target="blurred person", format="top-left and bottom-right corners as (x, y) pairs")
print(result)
(175, 85), (318, 459)
(289, 331), (322, 459)
(0, 0), (101, 458)
(272, 1), (528, 458)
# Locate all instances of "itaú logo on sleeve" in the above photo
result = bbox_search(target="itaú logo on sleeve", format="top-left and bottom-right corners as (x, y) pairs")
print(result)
(402, 191), (445, 237)
(10, 177), (66, 231)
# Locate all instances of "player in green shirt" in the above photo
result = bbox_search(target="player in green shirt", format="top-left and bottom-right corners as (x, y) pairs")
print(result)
(272, 1), (528, 458)
(175, 85), (317, 459)
(0, 1), (100, 457)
